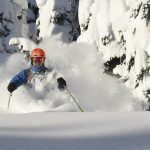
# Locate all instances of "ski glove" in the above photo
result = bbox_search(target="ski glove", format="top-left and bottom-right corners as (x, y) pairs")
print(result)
(7, 82), (17, 93)
(57, 77), (66, 90)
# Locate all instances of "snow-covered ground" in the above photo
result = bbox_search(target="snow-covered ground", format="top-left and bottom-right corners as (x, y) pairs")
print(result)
(0, 112), (149, 150)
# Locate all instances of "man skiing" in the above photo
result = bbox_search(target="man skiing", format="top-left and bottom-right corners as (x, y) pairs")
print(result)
(7, 48), (66, 94)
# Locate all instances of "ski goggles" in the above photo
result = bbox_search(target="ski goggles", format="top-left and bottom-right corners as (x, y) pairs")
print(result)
(32, 57), (44, 63)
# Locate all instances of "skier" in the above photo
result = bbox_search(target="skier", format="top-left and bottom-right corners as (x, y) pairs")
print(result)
(7, 48), (67, 94)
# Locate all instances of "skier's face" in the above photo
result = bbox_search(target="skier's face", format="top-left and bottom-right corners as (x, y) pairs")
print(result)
(32, 57), (45, 66)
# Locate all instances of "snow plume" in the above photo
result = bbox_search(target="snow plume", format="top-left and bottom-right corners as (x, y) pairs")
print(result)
(0, 36), (140, 113)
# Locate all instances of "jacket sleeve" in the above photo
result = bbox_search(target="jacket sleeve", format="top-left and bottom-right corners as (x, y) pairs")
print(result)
(9, 69), (29, 89)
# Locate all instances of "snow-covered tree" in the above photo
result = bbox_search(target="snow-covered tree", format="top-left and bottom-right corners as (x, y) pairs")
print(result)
(0, 0), (29, 52)
(36, 0), (80, 42)
(1, 0), (80, 52)
(27, 0), (39, 41)
(113, 0), (150, 109)
(78, 0), (150, 110)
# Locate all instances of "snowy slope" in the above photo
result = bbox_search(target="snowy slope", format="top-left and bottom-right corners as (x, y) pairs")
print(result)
(0, 112), (149, 150)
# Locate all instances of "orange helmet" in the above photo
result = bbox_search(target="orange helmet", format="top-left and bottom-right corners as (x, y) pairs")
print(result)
(31, 48), (46, 58)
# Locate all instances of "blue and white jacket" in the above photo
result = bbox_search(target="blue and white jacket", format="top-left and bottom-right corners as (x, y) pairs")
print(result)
(9, 65), (49, 90)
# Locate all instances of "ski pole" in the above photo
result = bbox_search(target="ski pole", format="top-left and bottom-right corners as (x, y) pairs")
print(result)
(7, 92), (12, 109)
(65, 87), (84, 112)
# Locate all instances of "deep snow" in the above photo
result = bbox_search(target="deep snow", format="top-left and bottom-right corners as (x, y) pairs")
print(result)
(0, 37), (141, 113)
(0, 112), (149, 150)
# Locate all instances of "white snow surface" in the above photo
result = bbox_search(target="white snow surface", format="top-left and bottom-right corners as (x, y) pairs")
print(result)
(0, 112), (149, 150)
